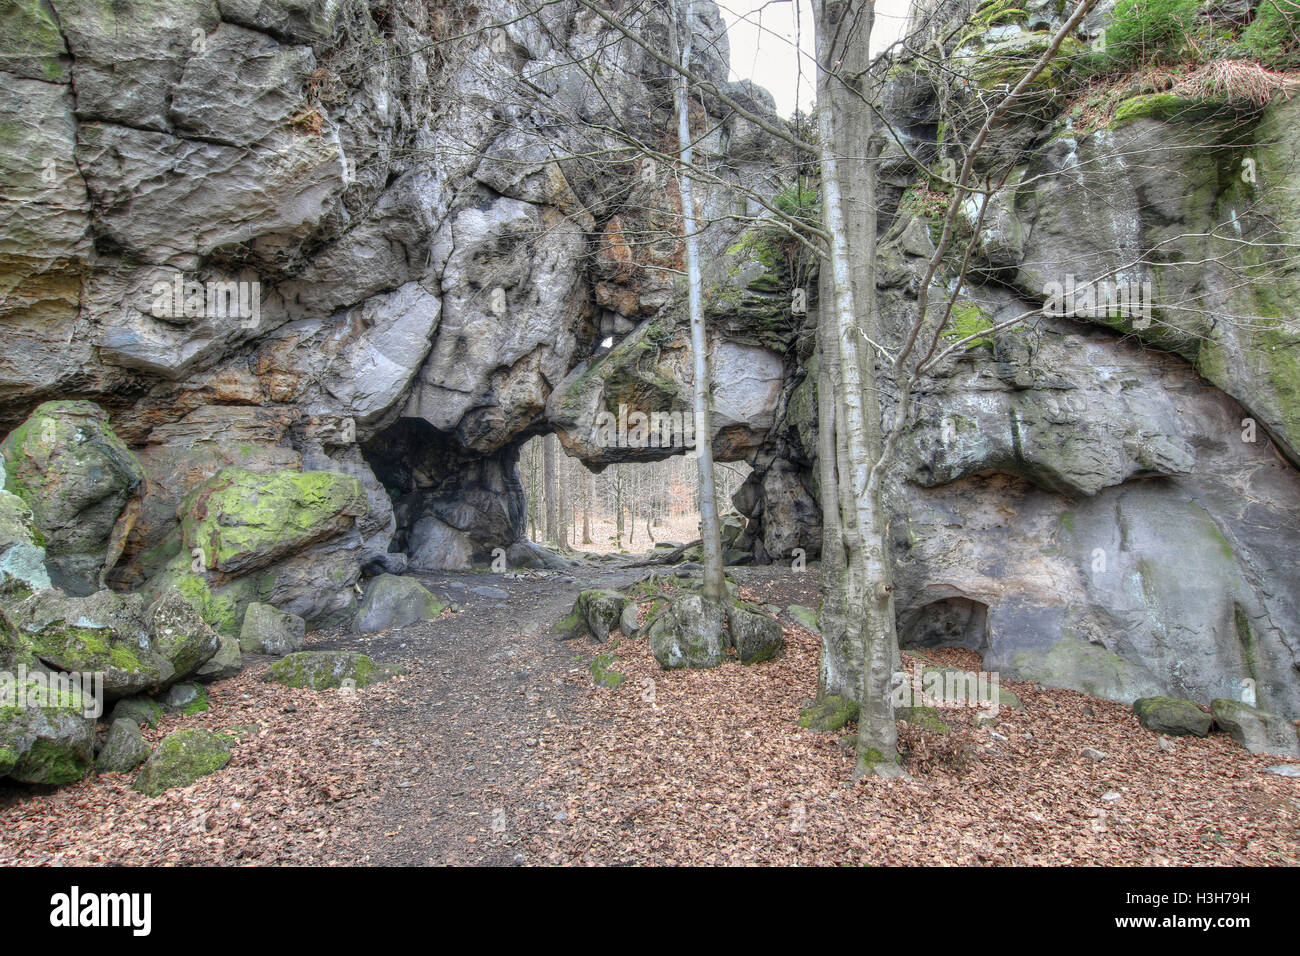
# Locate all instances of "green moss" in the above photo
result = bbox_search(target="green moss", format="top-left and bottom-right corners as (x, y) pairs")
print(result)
(942, 301), (996, 351)
(1110, 93), (1196, 127)
(1103, 0), (1201, 69)
(589, 646), (624, 688)
(133, 730), (232, 796)
(799, 694), (859, 732)
(19, 736), (90, 785)
(856, 748), (887, 774)
(1235, 0), (1300, 68)
(264, 650), (396, 690)
(897, 705), (951, 734)
(180, 467), (366, 576)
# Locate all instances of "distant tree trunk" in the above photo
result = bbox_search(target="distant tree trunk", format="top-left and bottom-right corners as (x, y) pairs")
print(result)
(581, 468), (593, 545)
(673, 0), (726, 602)
(614, 465), (625, 548)
(543, 433), (558, 546)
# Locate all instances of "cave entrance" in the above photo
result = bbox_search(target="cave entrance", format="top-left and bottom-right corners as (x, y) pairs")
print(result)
(513, 434), (753, 561)
(897, 597), (990, 654)
(358, 417), (754, 572)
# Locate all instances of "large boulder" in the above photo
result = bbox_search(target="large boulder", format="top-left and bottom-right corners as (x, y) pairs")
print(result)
(8, 589), (172, 698)
(726, 602), (783, 665)
(159, 681), (208, 716)
(647, 594), (728, 670)
(263, 650), (400, 690)
(353, 574), (447, 634)
(95, 718), (149, 774)
(506, 541), (571, 570)
(133, 729), (232, 796)
(146, 466), (370, 635)
(147, 588), (220, 682)
(0, 663), (96, 785)
(0, 401), (145, 595)
(1132, 697), (1213, 737)
(239, 601), (306, 655)
(194, 635), (243, 682)
(179, 466), (367, 578)
(1211, 699), (1300, 758)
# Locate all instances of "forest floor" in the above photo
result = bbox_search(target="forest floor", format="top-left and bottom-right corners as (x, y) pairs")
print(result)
(1, 563), (1297, 866)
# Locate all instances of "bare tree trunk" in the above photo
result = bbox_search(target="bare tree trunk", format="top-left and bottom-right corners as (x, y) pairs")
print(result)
(581, 467), (593, 545)
(543, 433), (558, 547)
(813, 0), (902, 778)
(614, 465), (624, 547)
(673, 0), (726, 602)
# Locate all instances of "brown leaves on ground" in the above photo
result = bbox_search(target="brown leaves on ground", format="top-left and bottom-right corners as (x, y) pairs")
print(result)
(1, 567), (1297, 866)
(527, 569), (1300, 866)
(0, 647), (402, 866)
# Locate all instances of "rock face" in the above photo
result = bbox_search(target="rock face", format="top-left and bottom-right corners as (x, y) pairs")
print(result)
(787, 0), (1300, 722)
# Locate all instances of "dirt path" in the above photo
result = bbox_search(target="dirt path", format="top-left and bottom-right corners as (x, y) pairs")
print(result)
(320, 562), (649, 865)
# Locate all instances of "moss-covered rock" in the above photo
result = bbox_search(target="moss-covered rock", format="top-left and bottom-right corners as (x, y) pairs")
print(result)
(798, 694), (860, 732)
(646, 594), (727, 669)
(108, 694), (163, 728)
(353, 574), (447, 634)
(194, 634), (242, 682)
(0, 400), (145, 595)
(147, 587), (220, 682)
(1211, 698), (1300, 757)
(0, 471), (51, 604)
(159, 681), (208, 715)
(239, 601), (306, 654)
(0, 667), (95, 784)
(133, 729), (232, 796)
(726, 601), (783, 664)
(589, 647), (624, 688)
(263, 650), (401, 690)
(1132, 696), (1212, 737)
(9, 589), (173, 697)
(95, 717), (149, 773)
(180, 466), (367, 578)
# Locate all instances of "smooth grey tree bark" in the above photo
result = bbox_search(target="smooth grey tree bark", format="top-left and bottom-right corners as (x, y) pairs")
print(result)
(673, 0), (727, 603)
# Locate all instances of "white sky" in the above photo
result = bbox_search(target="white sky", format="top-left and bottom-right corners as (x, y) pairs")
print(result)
(718, 0), (914, 117)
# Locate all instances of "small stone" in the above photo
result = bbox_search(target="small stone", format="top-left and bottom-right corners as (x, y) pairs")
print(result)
(1267, 764), (1300, 777)
(1158, 736), (1176, 752)
(1082, 747), (1108, 761)
(1102, 791), (1122, 802)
